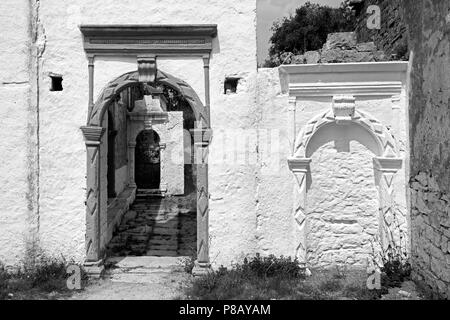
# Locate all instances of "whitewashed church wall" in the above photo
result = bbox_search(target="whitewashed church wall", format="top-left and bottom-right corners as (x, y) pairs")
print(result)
(252, 68), (295, 259)
(33, 0), (259, 265)
(115, 166), (129, 197)
(0, 0), (35, 266)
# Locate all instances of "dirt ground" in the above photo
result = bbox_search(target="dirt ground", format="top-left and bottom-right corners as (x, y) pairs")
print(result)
(68, 271), (191, 300)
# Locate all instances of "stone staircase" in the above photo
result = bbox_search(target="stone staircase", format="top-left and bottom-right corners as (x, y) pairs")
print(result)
(106, 190), (196, 257)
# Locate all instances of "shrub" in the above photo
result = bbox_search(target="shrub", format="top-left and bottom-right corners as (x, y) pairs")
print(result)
(238, 254), (305, 279)
(369, 205), (411, 290)
(186, 254), (307, 300)
(266, 0), (356, 66)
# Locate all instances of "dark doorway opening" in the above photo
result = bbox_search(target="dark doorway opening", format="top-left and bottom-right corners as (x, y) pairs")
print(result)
(135, 129), (161, 190)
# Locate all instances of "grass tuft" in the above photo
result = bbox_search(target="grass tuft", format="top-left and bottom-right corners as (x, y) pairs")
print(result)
(0, 254), (83, 300)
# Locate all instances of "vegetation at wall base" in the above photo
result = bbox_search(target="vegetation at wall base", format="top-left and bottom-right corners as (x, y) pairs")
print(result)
(0, 254), (84, 300)
(185, 254), (383, 300)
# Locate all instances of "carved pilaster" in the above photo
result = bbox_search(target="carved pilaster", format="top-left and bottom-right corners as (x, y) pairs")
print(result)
(203, 55), (211, 124)
(137, 55), (157, 83)
(80, 126), (105, 276)
(191, 128), (213, 276)
(288, 96), (297, 154)
(87, 55), (95, 120)
(391, 95), (401, 137)
(128, 142), (137, 188)
(288, 158), (312, 265)
(373, 157), (403, 251)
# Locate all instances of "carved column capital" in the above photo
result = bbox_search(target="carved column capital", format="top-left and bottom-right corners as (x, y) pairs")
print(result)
(202, 54), (210, 67)
(391, 94), (401, 108)
(373, 157), (403, 173)
(80, 126), (105, 146)
(288, 96), (297, 110)
(87, 54), (95, 66)
(137, 55), (157, 83)
(288, 158), (312, 174)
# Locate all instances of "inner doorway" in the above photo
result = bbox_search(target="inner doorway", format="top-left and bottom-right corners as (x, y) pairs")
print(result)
(135, 129), (161, 190)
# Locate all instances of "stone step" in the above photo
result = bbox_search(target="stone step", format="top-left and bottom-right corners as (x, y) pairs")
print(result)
(107, 256), (186, 271)
(146, 250), (180, 257)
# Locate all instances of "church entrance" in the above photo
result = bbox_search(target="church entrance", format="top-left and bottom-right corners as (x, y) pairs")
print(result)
(135, 130), (161, 190)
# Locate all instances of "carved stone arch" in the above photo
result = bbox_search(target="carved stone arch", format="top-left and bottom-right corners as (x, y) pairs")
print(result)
(88, 69), (210, 129)
(293, 109), (400, 159)
(81, 68), (212, 276)
(288, 102), (404, 267)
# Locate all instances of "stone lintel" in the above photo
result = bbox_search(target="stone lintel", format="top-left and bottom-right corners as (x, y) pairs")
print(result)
(373, 157), (403, 172)
(80, 126), (105, 145)
(128, 112), (169, 125)
(288, 158), (312, 173)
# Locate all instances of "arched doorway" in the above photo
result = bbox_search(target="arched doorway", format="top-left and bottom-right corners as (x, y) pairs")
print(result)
(81, 69), (212, 275)
(135, 130), (161, 190)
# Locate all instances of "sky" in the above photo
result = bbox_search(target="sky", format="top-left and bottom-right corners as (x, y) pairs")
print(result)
(257, 0), (344, 64)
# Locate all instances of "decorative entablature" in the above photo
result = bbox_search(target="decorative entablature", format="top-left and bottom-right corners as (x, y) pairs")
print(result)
(279, 62), (408, 98)
(280, 61), (408, 174)
(80, 25), (218, 57)
(79, 25), (216, 129)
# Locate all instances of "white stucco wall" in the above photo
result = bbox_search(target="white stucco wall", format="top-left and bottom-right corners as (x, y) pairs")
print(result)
(115, 165), (128, 196)
(0, 0), (33, 266)
(0, 1), (410, 271)
(253, 68), (294, 258)
(34, 0), (259, 266)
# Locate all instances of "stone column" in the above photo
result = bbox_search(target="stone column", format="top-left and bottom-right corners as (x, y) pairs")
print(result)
(202, 54), (211, 123)
(288, 96), (297, 154)
(391, 95), (401, 138)
(191, 128), (212, 276)
(288, 158), (312, 265)
(80, 126), (105, 277)
(128, 141), (137, 188)
(373, 157), (403, 252)
(87, 55), (95, 119)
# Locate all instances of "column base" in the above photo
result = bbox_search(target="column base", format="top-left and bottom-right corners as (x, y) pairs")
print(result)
(83, 260), (105, 278)
(128, 182), (137, 188)
(192, 261), (212, 277)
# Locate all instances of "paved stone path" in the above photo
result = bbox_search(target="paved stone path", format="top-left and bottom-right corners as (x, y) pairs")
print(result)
(69, 256), (192, 300)
(107, 191), (196, 257)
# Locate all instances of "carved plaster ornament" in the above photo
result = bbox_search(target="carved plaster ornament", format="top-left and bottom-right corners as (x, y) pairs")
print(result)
(137, 55), (157, 83)
(332, 95), (356, 124)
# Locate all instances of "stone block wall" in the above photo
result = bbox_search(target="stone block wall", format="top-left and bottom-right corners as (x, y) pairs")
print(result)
(404, 0), (450, 299)
(274, 32), (388, 65)
(353, 0), (408, 60)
